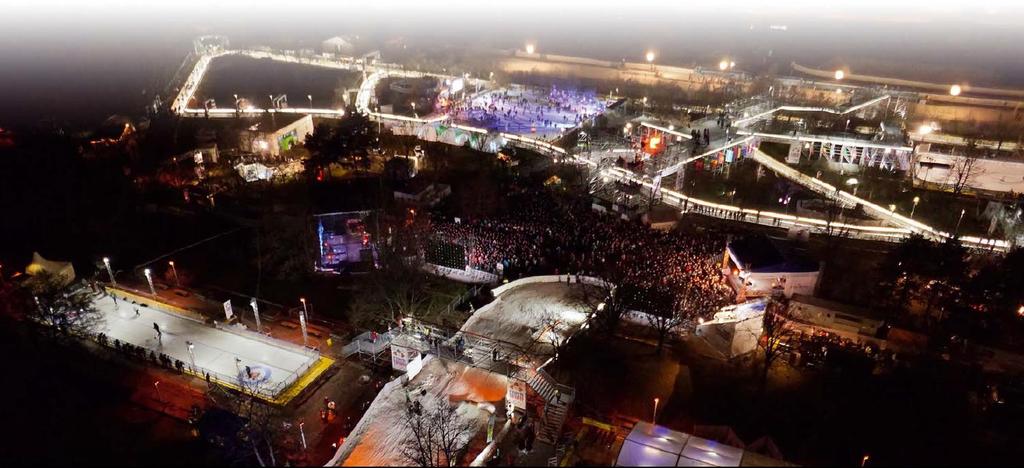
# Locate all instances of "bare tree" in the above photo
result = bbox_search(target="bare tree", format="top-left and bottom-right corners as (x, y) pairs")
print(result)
(212, 379), (287, 467)
(647, 280), (732, 354)
(948, 139), (983, 195)
(757, 299), (796, 391)
(24, 273), (103, 341)
(403, 400), (473, 467)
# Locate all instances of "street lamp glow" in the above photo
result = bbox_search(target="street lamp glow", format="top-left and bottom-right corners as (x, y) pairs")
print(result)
(645, 51), (655, 63)
(949, 84), (962, 96)
(835, 70), (845, 80)
(729, 61), (735, 69)
(525, 43), (535, 54)
(718, 60), (728, 71)
(144, 268), (156, 295)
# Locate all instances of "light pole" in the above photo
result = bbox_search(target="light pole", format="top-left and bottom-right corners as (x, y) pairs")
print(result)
(846, 177), (859, 197)
(299, 298), (309, 347)
(250, 298), (262, 334)
(411, 101), (417, 118)
(652, 397), (660, 424)
(645, 51), (655, 71)
(954, 208), (966, 236)
(186, 341), (197, 372)
(308, 94), (313, 109)
(168, 261), (179, 286)
(144, 268), (156, 295)
(299, 421), (308, 451)
(269, 94), (274, 109)
(642, 96), (648, 117)
(103, 257), (116, 286)
(911, 196), (920, 218)
(861, 454), (870, 467)
(525, 43), (535, 55)
(154, 381), (162, 403)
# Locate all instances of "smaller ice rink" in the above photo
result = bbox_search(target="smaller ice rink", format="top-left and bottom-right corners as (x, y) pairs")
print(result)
(94, 290), (319, 398)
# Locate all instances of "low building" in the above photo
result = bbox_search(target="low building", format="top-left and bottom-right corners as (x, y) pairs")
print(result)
(321, 36), (355, 56)
(238, 114), (314, 158)
(393, 180), (451, 207)
(723, 236), (820, 299)
(695, 299), (768, 358)
(787, 294), (884, 338)
(643, 205), (681, 231)
(913, 143), (1024, 195)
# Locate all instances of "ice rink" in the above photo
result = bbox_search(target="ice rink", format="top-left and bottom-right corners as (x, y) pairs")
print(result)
(453, 86), (607, 140)
(94, 291), (318, 396)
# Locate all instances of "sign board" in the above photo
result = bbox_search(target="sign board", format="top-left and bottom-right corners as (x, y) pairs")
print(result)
(391, 344), (419, 372)
(507, 380), (528, 410)
(406, 353), (424, 380)
(223, 300), (234, 321)
(487, 414), (496, 443)
(786, 143), (801, 164)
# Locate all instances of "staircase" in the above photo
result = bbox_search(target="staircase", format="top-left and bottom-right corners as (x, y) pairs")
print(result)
(527, 368), (574, 444)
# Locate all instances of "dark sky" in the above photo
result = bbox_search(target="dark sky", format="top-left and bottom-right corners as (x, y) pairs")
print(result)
(2, 1), (1022, 127)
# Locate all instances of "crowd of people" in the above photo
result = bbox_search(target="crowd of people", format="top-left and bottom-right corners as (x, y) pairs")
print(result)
(446, 86), (605, 139)
(411, 186), (734, 313)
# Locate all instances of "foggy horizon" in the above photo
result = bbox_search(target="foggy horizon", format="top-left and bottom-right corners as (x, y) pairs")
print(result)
(3, 1), (1024, 127)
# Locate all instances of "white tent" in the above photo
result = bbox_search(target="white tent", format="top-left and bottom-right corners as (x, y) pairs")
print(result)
(25, 252), (76, 287)
(615, 422), (792, 467)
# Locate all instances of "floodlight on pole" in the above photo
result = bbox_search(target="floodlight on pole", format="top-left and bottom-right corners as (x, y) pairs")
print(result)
(949, 84), (962, 96)
(144, 268), (156, 295)
(911, 196), (920, 218)
(653, 397), (660, 424)
(250, 298), (262, 334)
(835, 70), (845, 80)
(299, 298), (309, 347)
(186, 341), (197, 372)
(103, 257), (116, 286)
(955, 209), (966, 236)
(168, 261), (179, 286)
(308, 94), (313, 108)
(719, 60), (728, 71)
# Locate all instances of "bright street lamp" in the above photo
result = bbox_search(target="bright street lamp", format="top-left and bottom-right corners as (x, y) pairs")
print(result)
(954, 209), (966, 236)
(307, 94), (313, 108)
(950, 84), (962, 96)
(525, 43), (535, 55)
(835, 70), (845, 80)
(718, 60), (728, 71)
(299, 298), (309, 347)
(168, 261), (179, 286)
(846, 177), (859, 196)
(911, 196), (920, 218)
(250, 298), (262, 334)
(186, 341), (197, 371)
(653, 397), (660, 424)
(144, 268), (156, 295)
(103, 257), (116, 286)
(645, 51), (655, 63)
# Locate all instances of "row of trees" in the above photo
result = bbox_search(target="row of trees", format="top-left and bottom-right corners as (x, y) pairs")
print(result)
(876, 234), (1024, 342)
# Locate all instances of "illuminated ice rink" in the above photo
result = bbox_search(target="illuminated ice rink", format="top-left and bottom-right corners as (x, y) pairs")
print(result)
(453, 86), (608, 140)
(93, 291), (318, 395)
